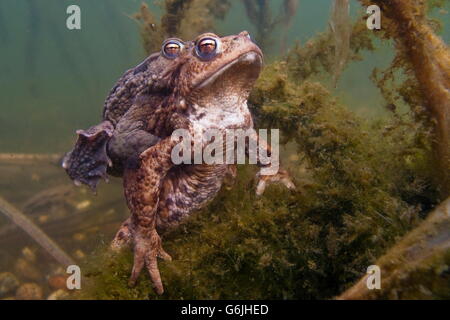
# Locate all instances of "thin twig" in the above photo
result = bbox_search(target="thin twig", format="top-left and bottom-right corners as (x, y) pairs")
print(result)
(0, 195), (75, 266)
(0, 153), (61, 162)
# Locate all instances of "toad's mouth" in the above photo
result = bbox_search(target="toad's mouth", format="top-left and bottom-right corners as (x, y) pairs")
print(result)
(194, 51), (263, 92)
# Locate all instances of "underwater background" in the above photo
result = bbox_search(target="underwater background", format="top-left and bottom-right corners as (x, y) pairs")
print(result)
(0, 0), (449, 300)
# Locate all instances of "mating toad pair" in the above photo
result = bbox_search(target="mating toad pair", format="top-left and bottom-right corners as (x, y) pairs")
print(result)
(63, 31), (294, 294)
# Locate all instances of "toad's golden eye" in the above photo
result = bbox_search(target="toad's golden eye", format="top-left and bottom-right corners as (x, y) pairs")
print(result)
(195, 37), (220, 60)
(165, 43), (180, 55)
(198, 39), (216, 54)
(162, 39), (184, 59)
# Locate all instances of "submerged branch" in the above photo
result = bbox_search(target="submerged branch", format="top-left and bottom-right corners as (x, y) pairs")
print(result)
(338, 197), (450, 300)
(0, 153), (61, 163)
(0, 195), (75, 267)
(329, 0), (351, 87)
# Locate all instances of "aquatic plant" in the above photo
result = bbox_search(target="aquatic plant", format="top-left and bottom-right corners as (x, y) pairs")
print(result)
(286, 16), (374, 84)
(282, 0), (300, 31)
(358, 0), (450, 196)
(280, 0), (300, 53)
(329, 0), (351, 87)
(242, 0), (300, 53)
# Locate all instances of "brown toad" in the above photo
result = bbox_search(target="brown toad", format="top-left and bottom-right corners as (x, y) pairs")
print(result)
(63, 31), (294, 294)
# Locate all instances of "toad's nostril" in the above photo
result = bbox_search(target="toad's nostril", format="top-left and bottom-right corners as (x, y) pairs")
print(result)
(239, 31), (250, 37)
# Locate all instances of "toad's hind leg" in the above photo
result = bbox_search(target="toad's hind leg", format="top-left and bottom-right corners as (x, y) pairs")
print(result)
(118, 138), (177, 295)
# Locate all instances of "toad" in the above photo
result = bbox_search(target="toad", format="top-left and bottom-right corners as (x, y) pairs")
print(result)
(62, 31), (294, 294)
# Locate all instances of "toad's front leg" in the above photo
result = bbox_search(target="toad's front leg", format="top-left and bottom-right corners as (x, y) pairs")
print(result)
(247, 130), (296, 195)
(118, 137), (177, 294)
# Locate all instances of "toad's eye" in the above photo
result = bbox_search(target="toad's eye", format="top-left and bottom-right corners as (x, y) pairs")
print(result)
(195, 38), (220, 60)
(162, 39), (184, 59)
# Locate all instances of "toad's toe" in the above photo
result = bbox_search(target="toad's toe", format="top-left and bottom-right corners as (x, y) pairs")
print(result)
(111, 218), (132, 251)
(256, 169), (296, 196)
(127, 229), (169, 295)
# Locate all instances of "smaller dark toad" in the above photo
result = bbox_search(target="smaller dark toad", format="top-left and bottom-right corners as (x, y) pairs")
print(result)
(63, 31), (294, 294)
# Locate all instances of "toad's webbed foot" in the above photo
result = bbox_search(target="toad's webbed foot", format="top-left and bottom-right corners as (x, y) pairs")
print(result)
(62, 121), (114, 191)
(256, 169), (296, 196)
(128, 228), (172, 295)
(111, 220), (171, 294)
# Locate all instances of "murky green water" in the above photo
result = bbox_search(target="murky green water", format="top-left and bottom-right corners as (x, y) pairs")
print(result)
(1, 0), (448, 153)
(0, 0), (448, 300)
